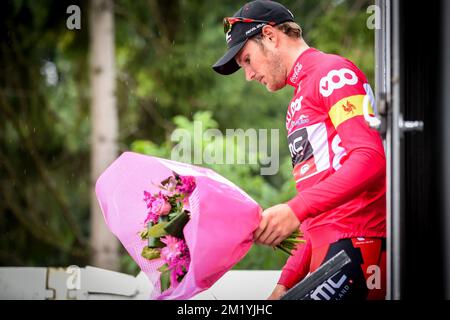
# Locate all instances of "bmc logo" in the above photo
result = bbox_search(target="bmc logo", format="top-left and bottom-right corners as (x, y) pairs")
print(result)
(319, 68), (358, 98)
(310, 274), (348, 300)
(288, 127), (310, 162)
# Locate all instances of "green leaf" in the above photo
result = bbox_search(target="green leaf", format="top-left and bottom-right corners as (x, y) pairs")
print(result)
(158, 215), (169, 223)
(158, 264), (171, 292)
(139, 229), (149, 240)
(148, 237), (165, 248)
(158, 263), (169, 273)
(160, 273), (170, 292)
(168, 211), (180, 219)
(164, 211), (190, 238)
(141, 247), (160, 260)
(148, 222), (168, 238)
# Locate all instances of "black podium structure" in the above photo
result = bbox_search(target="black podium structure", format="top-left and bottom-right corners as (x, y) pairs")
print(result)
(377, 0), (450, 299)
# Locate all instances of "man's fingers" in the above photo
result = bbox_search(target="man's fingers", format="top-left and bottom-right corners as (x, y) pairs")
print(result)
(254, 204), (300, 246)
(258, 228), (275, 245)
(264, 231), (279, 247)
(269, 235), (285, 248)
(253, 216), (268, 241)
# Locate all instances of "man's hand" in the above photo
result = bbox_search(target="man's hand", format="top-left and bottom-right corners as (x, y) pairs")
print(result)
(254, 204), (300, 247)
(267, 284), (288, 300)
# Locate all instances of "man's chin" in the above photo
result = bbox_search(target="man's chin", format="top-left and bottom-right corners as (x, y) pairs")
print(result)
(266, 83), (284, 92)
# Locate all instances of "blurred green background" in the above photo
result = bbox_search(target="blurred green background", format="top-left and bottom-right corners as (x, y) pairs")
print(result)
(0, 0), (374, 275)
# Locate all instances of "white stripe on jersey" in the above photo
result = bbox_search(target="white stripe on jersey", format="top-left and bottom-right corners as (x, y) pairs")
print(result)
(295, 122), (331, 183)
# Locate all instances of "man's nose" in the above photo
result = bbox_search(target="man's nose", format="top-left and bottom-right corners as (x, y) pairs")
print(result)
(244, 67), (256, 81)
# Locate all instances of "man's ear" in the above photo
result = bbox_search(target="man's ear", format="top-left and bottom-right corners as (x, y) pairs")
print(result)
(261, 25), (278, 45)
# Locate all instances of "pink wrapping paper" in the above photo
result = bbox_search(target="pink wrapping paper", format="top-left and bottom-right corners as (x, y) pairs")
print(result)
(95, 152), (261, 299)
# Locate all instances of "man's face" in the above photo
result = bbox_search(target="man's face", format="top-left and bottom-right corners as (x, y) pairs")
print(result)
(235, 38), (286, 92)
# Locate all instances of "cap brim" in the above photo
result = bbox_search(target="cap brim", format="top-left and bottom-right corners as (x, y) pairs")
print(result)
(212, 40), (247, 75)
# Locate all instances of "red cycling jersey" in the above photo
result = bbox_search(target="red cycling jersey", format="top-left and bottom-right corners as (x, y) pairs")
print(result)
(278, 48), (386, 289)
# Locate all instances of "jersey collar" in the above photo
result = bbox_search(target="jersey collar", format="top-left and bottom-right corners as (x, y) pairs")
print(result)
(286, 48), (315, 88)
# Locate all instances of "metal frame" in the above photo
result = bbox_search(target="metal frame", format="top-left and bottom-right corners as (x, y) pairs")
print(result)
(442, 0), (450, 300)
(375, 0), (402, 300)
(389, 0), (403, 300)
(375, 0), (406, 300)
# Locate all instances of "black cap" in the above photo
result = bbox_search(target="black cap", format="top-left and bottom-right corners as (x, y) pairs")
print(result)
(212, 0), (294, 75)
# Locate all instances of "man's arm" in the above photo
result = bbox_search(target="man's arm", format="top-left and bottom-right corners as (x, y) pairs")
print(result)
(277, 237), (312, 288)
(268, 237), (312, 299)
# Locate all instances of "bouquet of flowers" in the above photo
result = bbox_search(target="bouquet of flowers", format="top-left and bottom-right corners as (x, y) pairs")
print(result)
(95, 152), (305, 299)
(139, 173), (195, 292)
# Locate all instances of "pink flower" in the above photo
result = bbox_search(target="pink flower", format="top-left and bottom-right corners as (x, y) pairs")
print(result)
(160, 235), (190, 284)
(151, 193), (172, 216)
(143, 192), (171, 224)
(176, 176), (196, 195)
(143, 191), (155, 209)
(160, 235), (183, 261)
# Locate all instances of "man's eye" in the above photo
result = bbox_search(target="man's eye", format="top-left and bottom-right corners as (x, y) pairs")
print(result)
(245, 57), (250, 64)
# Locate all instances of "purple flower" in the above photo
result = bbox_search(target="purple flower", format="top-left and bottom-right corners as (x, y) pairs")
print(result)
(176, 176), (196, 195)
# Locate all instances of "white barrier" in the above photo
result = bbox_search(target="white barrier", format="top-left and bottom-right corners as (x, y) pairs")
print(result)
(0, 267), (281, 300)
